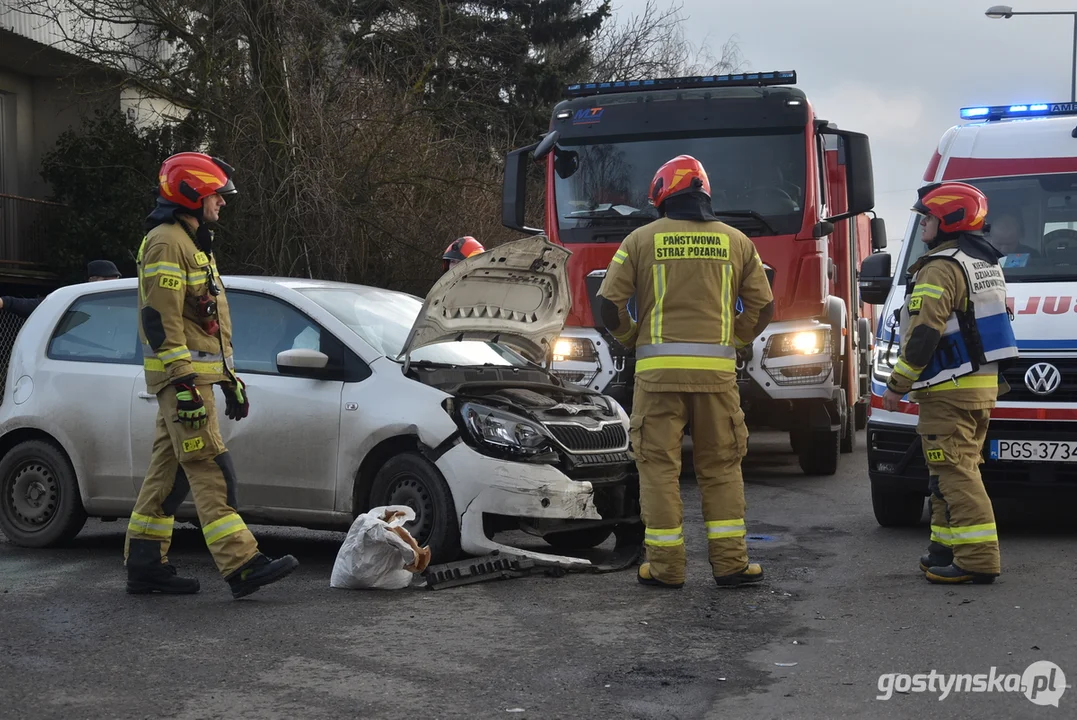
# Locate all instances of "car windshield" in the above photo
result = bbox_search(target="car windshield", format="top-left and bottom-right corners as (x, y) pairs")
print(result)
(552, 130), (806, 237)
(296, 286), (528, 367)
(899, 173), (1077, 283)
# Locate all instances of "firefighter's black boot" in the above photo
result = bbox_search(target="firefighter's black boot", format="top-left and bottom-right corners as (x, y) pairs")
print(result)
(126, 539), (200, 595)
(637, 562), (683, 589)
(925, 563), (998, 585)
(714, 562), (764, 588)
(226, 552), (299, 599)
(919, 542), (953, 573)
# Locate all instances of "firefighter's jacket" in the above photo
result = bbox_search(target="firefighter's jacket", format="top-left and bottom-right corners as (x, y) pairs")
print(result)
(137, 220), (235, 394)
(886, 237), (1018, 409)
(597, 216), (774, 393)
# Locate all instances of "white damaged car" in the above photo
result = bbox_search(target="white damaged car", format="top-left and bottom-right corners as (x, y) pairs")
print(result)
(0, 236), (640, 567)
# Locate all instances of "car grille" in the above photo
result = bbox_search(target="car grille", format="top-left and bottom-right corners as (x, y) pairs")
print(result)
(1001, 357), (1077, 403)
(546, 423), (629, 453)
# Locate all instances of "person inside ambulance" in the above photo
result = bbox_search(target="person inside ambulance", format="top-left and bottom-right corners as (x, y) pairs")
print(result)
(984, 211), (1040, 264)
(442, 236), (485, 273)
(881, 182), (1018, 585)
(595, 154), (774, 589)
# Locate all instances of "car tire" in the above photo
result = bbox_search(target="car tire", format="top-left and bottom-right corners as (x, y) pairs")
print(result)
(544, 526), (613, 550)
(840, 406), (856, 454)
(370, 452), (460, 564)
(854, 401), (868, 431)
(798, 429), (840, 476)
(871, 485), (925, 527)
(0, 440), (87, 548)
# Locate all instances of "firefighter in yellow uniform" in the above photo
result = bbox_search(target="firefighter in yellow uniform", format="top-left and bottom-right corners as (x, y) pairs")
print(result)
(597, 155), (775, 588)
(882, 181), (1017, 584)
(124, 151), (299, 599)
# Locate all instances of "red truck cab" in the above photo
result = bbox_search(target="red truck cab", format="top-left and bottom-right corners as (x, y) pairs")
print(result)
(502, 71), (886, 475)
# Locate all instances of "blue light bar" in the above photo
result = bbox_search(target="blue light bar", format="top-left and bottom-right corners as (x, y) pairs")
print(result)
(959, 101), (1077, 121)
(565, 71), (797, 98)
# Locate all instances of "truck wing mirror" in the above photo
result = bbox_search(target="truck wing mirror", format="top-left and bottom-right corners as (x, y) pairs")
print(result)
(534, 130), (560, 160)
(819, 127), (875, 217)
(858, 252), (892, 305)
(870, 217), (888, 252)
(502, 142), (544, 235)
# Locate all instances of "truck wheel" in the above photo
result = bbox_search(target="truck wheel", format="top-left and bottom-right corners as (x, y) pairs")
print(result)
(840, 407), (856, 454)
(370, 452), (460, 564)
(798, 429), (840, 476)
(0, 440), (87, 548)
(871, 485), (925, 527)
(854, 401), (868, 431)
(544, 526), (613, 550)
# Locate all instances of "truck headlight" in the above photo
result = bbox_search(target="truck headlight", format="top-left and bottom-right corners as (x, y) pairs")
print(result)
(460, 403), (552, 456)
(553, 337), (598, 362)
(768, 330), (829, 358)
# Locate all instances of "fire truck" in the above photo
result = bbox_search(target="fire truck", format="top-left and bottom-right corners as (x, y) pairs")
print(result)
(501, 71), (887, 475)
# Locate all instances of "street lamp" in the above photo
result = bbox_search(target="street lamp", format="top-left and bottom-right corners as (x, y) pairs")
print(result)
(986, 5), (1077, 102)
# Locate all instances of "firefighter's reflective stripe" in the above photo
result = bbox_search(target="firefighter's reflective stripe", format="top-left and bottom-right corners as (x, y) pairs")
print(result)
(158, 346), (192, 365)
(187, 269), (209, 285)
(636, 355), (737, 373)
(893, 358), (922, 381)
(650, 264), (667, 344)
(930, 525), (954, 547)
(141, 261), (184, 279)
(636, 343), (736, 360)
(721, 264), (733, 345)
(202, 513), (249, 545)
(612, 249), (629, 265)
(706, 518), (746, 540)
(917, 372), (998, 393)
(613, 320), (637, 344)
(128, 512), (174, 538)
(644, 526), (684, 547)
(948, 522), (998, 545)
(142, 344), (231, 374)
(910, 283), (945, 300)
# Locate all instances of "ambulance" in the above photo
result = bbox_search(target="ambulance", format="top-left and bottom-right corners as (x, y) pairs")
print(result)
(860, 101), (1077, 526)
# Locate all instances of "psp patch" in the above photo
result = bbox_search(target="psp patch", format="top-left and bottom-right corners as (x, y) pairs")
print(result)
(908, 296), (922, 312)
(183, 437), (205, 453)
(193, 251), (209, 266)
(925, 448), (946, 463)
(159, 275), (183, 291)
(653, 233), (730, 261)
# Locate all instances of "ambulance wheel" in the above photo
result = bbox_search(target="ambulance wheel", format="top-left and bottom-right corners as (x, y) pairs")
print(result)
(871, 485), (925, 527)
(854, 401), (868, 431)
(798, 429), (839, 476)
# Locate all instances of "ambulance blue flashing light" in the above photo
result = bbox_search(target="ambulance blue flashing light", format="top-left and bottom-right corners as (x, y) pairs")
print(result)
(565, 71), (797, 98)
(960, 101), (1077, 121)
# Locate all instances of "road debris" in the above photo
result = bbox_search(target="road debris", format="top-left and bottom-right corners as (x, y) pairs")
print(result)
(775, 662), (798, 667)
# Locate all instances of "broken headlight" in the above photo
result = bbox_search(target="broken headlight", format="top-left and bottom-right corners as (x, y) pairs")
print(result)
(460, 402), (552, 456)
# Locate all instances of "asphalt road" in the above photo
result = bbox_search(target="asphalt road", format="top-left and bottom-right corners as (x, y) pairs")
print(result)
(1, 430), (1074, 720)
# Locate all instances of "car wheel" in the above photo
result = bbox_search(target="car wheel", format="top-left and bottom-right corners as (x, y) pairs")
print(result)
(797, 429), (840, 476)
(854, 401), (868, 431)
(871, 485), (925, 527)
(370, 452), (460, 564)
(0, 440), (87, 548)
(544, 526), (613, 550)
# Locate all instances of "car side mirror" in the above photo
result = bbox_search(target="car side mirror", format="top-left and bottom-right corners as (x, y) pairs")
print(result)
(858, 252), (892, 305)
(277, 348), (330, 378)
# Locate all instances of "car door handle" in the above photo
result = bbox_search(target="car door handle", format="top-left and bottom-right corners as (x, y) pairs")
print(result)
(138, 392), (156, 400)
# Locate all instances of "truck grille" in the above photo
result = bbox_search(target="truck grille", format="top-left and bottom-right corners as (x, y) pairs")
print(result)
(1001, 358), (1077, 403)
(546, 423), (629, 453)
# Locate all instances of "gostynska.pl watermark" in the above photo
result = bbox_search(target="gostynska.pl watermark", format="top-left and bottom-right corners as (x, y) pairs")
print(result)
(877, 661), (1068, 706)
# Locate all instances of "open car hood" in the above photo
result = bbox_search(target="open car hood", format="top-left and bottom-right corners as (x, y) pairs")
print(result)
(399, 235), (572, 364)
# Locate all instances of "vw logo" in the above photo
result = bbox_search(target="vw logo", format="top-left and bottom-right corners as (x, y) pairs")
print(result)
(1024, 362), (1062, 396)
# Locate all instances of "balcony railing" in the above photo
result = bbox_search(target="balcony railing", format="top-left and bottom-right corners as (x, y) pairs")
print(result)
(0, 193), (68, 267)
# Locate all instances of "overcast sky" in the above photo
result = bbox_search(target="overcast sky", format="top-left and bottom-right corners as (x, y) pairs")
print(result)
(615, 0), (1077, 246)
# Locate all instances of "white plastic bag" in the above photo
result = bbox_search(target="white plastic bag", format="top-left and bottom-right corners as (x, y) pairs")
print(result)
(330, 505), (431, 590)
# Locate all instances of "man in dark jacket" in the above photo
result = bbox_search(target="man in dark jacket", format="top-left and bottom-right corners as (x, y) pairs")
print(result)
(0, 260), (122, 318)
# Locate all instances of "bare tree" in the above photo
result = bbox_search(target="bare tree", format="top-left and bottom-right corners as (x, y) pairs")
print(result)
(587, 0), (744, 80)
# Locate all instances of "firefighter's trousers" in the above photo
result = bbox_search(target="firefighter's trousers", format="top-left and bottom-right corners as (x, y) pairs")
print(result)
(124, 383), (259, 577)
(629, 384), (751, 584)
(918, 400), (1000, 575)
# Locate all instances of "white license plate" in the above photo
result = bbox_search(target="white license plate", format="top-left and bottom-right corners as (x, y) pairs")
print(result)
(989, 440), (1077, 462)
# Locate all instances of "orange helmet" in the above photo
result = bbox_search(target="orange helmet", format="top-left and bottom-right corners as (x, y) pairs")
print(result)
(912, 181), (988, 234)
(648, 155), (711, 209)
(442, 236), (485, 271)
(158, 152), (238, 211)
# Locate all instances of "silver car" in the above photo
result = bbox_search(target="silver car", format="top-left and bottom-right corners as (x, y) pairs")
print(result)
(0, 237), (639, 568)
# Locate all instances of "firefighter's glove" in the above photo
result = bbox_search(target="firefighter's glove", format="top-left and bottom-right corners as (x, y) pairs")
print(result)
(221, 377), (250, 422)
(736, 345), (753, 364)
(172, 379), (208, 430)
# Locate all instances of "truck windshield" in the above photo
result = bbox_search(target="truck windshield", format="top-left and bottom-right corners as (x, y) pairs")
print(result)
(899, 173), (1077, 283)
(553, 130), (806, 238)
